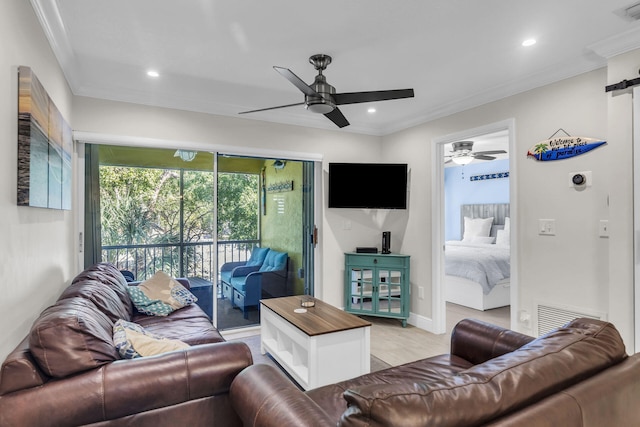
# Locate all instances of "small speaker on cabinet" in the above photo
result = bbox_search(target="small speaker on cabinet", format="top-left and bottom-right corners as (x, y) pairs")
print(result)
(382, 231), (391, 254)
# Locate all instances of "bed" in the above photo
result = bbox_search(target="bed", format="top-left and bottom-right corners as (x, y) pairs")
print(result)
(444, 203), (510, 311)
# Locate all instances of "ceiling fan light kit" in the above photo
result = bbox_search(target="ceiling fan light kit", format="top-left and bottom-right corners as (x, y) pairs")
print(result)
(445, 140), (507, 165)
(452, 156), (473, 165)
(240, 54), (414, 128)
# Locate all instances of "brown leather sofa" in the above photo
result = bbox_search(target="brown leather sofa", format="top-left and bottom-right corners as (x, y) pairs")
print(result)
(230, 317), (640, 426)
(0, 262), (252, 427)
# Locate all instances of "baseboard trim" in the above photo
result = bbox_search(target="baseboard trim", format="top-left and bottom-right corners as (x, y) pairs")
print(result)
(220, 325), (261, 339)
(408, 312), (436, 333)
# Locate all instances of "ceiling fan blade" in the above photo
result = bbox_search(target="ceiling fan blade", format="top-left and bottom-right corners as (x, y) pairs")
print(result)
(474, 150), (507, 155)
(273, 66), (318, 97)
(324, 107), (350, 128)
(473, 155), (496, 161)
(239, 102), (305, 114)
(333, 89), (414, 105)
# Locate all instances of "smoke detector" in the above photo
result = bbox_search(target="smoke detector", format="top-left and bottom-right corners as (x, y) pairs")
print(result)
(614, 2), (640, 21)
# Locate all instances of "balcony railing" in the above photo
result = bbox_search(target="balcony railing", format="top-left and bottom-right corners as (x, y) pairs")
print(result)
(102, 239), (260, 282)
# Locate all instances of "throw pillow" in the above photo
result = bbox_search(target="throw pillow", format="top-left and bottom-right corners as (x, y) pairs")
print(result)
(128, 271), (198, 316)
(463, 216), (494, 239)
(496, 229), (510, 246)
(113, 319), (189, 359)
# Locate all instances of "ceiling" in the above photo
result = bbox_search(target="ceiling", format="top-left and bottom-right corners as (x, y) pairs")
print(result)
(31, 0), (640, 136)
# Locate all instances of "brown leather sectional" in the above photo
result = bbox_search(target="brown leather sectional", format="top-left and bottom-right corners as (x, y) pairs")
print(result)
(230, 317), (640, 426)
(0, 263), (252, 426)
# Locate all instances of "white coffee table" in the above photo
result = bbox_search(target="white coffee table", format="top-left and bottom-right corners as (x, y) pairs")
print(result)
(260, 296), (371, 390)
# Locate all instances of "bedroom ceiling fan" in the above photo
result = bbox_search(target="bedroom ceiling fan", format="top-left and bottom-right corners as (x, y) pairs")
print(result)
(445, 141), (507, 165)
(239, 54), (415, 128)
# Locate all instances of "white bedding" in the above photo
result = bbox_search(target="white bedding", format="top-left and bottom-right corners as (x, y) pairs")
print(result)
(445, 241), (510, 294)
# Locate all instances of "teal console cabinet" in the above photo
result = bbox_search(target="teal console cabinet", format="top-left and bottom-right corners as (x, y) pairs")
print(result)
(344, 252), (410, 327)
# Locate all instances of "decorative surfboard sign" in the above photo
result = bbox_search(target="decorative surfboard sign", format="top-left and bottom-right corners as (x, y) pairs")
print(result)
(527, 137), (606, 161)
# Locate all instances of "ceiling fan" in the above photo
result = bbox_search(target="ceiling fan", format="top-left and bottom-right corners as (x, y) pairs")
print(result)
(239, 54), (415, 128)
(445, 141), (507, 165)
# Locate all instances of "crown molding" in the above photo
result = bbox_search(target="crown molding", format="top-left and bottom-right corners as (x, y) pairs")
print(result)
(588, 23), (640, 59)
(30, 0), (80, 91)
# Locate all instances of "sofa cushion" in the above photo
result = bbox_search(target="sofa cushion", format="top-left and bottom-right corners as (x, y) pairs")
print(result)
(340, 318), (627, 427)
(113, 319), (189, 359)
(307, 354), (474, 422)
(72, 262), (134, 319)
(246, 247), (270, 267)
(58, 279), (130, 322)
(259, 250), (287, 272)
(133, 304), (226, 345)
(230, 276), (248, 292)
(29, 298), (118, 378)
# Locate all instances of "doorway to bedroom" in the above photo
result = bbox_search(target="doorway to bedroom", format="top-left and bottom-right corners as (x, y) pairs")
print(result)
(432, 119), (517, 334)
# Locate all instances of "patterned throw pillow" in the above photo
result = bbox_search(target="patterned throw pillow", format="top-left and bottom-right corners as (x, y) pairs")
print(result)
(127, 286), (175, 316)
(127, 271), (198, 316)
(113, 319), (189, 359)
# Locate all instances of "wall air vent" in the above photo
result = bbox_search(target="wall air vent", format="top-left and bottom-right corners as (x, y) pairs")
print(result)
(535, 302), (606, 337)
(614, 2), (640, 21)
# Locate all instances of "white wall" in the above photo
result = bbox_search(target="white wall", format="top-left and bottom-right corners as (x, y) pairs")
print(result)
(383, 68), (629, 341)
(0, 0), (75, 361)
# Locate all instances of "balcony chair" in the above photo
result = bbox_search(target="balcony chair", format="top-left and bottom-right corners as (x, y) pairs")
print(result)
(230, 250), (289, 319)
(220, 247), (270, 301)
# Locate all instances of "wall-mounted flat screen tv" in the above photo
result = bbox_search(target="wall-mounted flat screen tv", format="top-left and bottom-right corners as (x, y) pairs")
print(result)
(328, 163), (408, 209)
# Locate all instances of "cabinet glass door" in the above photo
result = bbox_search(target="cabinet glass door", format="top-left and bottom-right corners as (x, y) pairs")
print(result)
(348, 268), (376, 314)
(376, 268), (403, 314)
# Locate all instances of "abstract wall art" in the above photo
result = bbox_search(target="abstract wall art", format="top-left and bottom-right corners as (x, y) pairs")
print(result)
(18, 66), (72, 210)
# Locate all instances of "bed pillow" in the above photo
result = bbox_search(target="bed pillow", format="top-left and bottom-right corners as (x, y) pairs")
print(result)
(496, 229), (510, 246)
(113, 319), (189, 359)
(128, 271), (197, 316)
(463, 216), (494, 239)
(463, 236), (496, 244)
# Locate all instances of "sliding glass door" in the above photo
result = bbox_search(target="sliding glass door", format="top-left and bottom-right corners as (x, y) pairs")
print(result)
(84, 144), (316, 331)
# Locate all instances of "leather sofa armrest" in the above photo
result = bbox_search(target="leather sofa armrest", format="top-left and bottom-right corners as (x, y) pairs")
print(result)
(450, 318), (535, 365)
(0, 342), (252, 427)
(230, 364), (334, 427)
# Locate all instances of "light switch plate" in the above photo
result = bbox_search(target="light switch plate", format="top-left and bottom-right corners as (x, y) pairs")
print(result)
(599, 220), (609, 238)
(539, 219), (556, 235)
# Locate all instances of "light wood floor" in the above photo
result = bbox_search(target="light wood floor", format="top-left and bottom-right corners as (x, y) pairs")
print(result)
(367, 303), (510, 366)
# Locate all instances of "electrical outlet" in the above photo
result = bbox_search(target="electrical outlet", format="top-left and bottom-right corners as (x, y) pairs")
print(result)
(418, 286), (424, 300)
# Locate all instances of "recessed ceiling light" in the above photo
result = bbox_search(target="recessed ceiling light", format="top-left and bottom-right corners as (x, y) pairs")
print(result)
(367, 107), (376, 113)
(147, 70), (160, 78)
(522, 38), (536, 47)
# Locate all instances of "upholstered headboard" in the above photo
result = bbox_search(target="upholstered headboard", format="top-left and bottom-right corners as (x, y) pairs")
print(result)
(461, 203), (510, 237)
